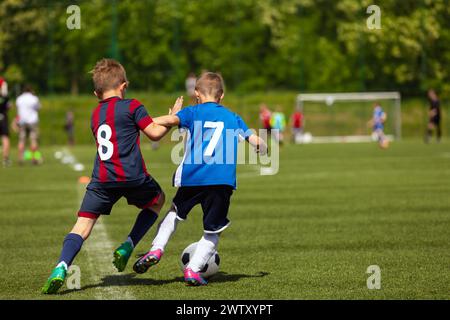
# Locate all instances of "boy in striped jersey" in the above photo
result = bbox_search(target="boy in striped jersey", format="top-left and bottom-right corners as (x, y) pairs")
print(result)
(42, 59), (183, 294)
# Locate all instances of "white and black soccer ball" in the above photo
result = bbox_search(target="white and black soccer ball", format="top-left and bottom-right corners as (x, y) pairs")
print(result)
(179, 242), (220, 278)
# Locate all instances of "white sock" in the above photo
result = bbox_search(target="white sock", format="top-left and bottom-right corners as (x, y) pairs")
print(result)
(151, 210), (179, 252)
(56, 261), (68, 271)
(188, 233), (219, 273)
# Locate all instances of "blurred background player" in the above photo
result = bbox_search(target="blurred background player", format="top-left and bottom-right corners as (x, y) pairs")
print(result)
(425, 89), (441, 143)
(369, 102), (389, 149)
(64, 109), (75, 146)
(16, 85), (43, 165)
(185, 72), (197, 104)
(259, 103), (272, 133)
(133, 72), (267, 286)
(0, 76), (11, 167)
(270, 106), (286, 145)
(290, 106), (304, 144)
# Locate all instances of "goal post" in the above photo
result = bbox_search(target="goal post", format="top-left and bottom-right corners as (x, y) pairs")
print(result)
(296, 92), (402, 143)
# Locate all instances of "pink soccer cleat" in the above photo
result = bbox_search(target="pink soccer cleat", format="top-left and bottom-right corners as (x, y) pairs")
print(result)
(184, 267), (208, 286)
(132, 249), (163, 274)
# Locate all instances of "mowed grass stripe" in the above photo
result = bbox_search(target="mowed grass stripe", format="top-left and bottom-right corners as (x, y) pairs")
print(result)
(81, 218), (135, 299)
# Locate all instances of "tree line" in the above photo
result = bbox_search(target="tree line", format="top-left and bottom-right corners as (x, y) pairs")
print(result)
(0, 0), (449, 97)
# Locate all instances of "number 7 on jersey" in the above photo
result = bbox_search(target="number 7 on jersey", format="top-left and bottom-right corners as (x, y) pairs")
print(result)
(203, 121), (224, 157)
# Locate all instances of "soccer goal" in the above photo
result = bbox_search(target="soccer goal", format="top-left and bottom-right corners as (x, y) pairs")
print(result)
(296, 92), (401, 143)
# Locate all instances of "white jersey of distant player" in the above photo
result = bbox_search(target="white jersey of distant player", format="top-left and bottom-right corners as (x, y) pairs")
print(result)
(185, 76), (196, 96)
(16, 92), (41, 125)
(0, 80), (7, 97)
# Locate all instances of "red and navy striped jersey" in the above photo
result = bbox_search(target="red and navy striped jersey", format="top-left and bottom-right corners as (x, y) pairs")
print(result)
(89, 96), (153, 187)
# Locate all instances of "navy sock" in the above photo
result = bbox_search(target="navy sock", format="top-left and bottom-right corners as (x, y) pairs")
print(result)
(57, 233), (84, 267)
(128, 209), (158, 247)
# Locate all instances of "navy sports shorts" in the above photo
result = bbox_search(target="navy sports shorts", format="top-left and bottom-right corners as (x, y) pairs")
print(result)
(173, 185), (233, 234)
(430, 116), (441, 125)
(0, 114), (9, 137)
(78, 176), (162, 217)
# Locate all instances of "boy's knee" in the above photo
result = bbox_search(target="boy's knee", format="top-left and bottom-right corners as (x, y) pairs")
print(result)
(159, 191), (166, 205)
(72, 216), (98, 240)
(155, 191), (166, 210)
(147, 191), (165, 214)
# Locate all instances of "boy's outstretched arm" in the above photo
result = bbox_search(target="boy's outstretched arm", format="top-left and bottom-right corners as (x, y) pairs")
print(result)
(152, 115), (181, 127)
(152, 95), (184, 128)
(142, 96), (183, 141)
(248, 134), (268, 155)
(142, 122), (171, 141)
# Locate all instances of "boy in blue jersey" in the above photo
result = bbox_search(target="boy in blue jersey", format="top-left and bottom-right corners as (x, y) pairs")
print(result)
(41, 59), (183, 294)
(133, 72), (267, 286)
(270, 106), (286, 145)
(370, 102), (389, 149)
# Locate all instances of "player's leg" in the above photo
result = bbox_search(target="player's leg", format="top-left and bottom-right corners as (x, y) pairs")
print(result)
(68, 126), (75, 146)
(184, 233), (219, 286)
(17, 125), (26, 164)
(113, 178), (165, 272)
(42, 215), (98, 294)
(113, 194), (165, 272)
(127, 192), (165, 246)
(1, 116), (11, 166)
(42, 187), (116, 294)
(1, 135), (10, 166)
(184, 185), (233, 286)
(425, 121), (434, 143)
(30, 124), (42, 165)
(379, 130), (389, 149)
(436, 120), (442, 142)
(131, 205), (178, 274)
(133, 187), (198, 274)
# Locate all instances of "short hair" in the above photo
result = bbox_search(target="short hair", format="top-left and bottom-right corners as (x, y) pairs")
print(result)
(195, 72), (225, 101)
(23, 84), (33, 93)
(91, 59), (128, 97)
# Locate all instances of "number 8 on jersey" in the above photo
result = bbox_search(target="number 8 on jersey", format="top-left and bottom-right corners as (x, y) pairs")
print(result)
(97, 124), (114, 161)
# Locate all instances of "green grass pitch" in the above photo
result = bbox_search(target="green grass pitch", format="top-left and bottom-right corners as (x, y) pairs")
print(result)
(0, 140), (449, 299)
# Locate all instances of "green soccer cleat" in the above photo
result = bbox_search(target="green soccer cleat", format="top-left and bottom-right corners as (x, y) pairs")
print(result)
(41, 265), (67, 294)
(113, 241), (134, 272)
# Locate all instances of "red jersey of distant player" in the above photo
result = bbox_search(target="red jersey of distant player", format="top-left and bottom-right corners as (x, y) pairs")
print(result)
(259, 105), (272, 130)
(291, 111), (303, 129)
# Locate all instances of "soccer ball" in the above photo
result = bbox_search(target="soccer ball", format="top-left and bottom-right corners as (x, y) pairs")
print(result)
(179, 242), (220, 278)
(325, 96), (334, 106)
(302, 132), (313, 144)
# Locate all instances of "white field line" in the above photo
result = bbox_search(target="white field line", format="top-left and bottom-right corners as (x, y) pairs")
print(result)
(56, 148), (136, 300)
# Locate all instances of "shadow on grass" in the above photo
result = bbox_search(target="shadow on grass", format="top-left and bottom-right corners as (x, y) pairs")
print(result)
(58, 271), (269, 295)
(211, 271), (269, 283)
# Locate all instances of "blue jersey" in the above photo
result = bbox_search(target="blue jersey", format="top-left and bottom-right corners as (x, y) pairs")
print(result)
(174, 102), (252, 189)
(270, 112), (286, 131)
(90, 96), (153, 187)
(373, 106), (385, 130)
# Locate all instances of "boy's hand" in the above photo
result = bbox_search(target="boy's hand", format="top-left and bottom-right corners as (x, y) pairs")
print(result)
(169, 96), (184, 115)
(255, 143), (268, 156)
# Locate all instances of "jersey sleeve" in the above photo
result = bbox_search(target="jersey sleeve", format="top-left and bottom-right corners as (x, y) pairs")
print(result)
(131, 99), (153, 130)
(176, 107), (193, 129)
(236, 115), (253, 140)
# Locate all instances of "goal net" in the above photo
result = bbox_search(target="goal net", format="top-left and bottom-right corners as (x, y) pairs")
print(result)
(295, 92), (401, 143)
